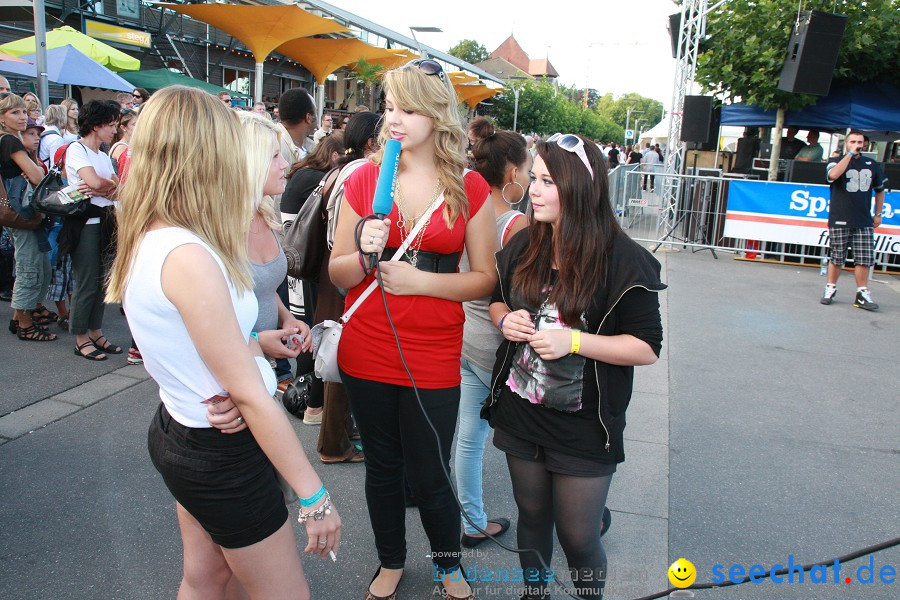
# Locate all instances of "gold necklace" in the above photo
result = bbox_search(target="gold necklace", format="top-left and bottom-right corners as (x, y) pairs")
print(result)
(396, 179), (443, 267)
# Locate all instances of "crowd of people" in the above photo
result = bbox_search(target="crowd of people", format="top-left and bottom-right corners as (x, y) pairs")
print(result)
(2, 65), (665, 600)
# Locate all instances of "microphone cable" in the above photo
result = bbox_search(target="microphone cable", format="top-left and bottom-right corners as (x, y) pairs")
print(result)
(353, 215), (587, 600)
(356, 217), (898, 600)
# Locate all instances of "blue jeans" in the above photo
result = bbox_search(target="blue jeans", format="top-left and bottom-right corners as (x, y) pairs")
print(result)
(455, 357), (494, 535)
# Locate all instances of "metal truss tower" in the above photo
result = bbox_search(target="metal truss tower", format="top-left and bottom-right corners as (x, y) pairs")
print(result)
(657, 0), (709, 242)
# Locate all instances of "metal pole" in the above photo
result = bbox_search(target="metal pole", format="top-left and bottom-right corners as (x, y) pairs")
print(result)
(513, 86), (520, 133)
(254, 62), (264, 104)
(32, 0), (49, 107)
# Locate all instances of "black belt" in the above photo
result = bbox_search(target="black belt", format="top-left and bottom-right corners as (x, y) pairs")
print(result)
(381, 248), (460, 273)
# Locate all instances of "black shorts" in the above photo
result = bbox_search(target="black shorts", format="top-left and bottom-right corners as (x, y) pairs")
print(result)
(493, 427), (617, 478)
(148, 403), (288, 548)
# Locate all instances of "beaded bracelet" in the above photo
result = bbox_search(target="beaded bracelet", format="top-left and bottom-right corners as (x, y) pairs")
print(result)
(497, 311), (511, 332)
(298, 494), (333, 524)
(299, 484), (326, 507)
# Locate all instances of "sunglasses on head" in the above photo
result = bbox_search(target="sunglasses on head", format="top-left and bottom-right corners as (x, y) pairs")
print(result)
(547, 133), (594, 179)
(405, 59), (445, 82)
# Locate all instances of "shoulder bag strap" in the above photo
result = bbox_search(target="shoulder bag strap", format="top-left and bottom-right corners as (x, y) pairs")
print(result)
(341, 192), (446, 323)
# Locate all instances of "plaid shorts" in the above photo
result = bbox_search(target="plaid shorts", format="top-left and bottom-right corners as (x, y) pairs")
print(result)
(828, 226), (875, 267)
(46, 254), (74, 302)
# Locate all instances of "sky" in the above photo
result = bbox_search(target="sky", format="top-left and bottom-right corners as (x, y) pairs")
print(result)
(329, 0), (680, 115)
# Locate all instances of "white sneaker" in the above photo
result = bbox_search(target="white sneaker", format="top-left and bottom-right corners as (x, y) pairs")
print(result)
(820, 285), (837, 305)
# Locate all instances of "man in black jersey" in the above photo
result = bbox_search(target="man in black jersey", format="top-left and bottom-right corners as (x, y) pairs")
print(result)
(821, 131), (887, 310)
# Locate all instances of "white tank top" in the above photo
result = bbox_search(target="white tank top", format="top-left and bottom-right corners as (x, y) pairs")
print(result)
(123, 227), (276, 427)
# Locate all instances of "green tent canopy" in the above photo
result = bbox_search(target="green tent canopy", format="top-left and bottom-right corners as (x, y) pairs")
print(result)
(120, 69), (251, 98)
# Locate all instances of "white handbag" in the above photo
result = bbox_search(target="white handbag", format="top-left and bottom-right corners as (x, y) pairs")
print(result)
(311, 194), (445, 382)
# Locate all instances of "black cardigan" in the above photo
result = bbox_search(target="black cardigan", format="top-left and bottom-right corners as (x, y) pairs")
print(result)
(483, 228), (666, 463)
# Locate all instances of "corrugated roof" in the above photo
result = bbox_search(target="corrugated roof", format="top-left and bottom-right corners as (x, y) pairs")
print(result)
(299, 0), (503, 85)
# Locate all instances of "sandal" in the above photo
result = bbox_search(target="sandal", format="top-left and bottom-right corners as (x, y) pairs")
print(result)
(8, 318), (17, 334)
(17, 323), (58, 342)
(32, 305), (58, 323)
(320, 447), (365, 464)
(58, 316), (70, 332)
(89, 335), (122, 354)
(74, 340), (107, 361)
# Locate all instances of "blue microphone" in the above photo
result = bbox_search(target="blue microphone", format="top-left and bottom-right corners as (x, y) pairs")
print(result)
(372, 139), (401, 218)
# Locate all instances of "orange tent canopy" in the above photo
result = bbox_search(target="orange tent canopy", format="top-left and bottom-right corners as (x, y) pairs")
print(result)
(363, 48), (418, 71)
(157, 3), (349, 61)
(456, 84), (501, 109)
(276, 38), (395, 83)
(448, 71), (479, 84)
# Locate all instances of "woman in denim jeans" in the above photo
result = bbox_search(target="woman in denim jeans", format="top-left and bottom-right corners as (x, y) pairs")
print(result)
(455, 117), (530, 547)
(0, 93), (56, 342)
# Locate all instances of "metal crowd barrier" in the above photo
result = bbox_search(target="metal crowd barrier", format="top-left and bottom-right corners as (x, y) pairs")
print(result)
(610, 169), (899, 274)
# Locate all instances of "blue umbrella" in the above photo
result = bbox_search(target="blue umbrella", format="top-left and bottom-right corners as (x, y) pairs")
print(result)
(0, 44), (133, 92)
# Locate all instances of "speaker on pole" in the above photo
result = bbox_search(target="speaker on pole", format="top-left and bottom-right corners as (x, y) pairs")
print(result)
(681, 96), (719, 150)
(777, 10), (847, 96)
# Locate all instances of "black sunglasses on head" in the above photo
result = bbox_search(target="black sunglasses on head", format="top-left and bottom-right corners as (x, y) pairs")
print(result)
(405, 59), (445, 82)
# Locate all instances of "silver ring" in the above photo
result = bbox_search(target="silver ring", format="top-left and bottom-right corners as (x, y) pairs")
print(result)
(369, 236), (375, 245)
(237, 416), (244, 424)
(318, 540), (327, 546)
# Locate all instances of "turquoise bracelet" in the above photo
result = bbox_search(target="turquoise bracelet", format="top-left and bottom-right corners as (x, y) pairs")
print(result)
(299, 484), (327, 507)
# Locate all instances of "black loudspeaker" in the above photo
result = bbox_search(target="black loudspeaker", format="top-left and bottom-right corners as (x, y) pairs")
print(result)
(777, 10), (847, 96)
(732, 136), (760, 174)
(789, 160), (827, 185)
(668, 13), (683, 58)
(681, 96), (719, 150)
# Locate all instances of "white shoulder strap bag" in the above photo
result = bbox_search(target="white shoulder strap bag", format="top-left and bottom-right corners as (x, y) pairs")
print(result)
(311, 193), (445, 382)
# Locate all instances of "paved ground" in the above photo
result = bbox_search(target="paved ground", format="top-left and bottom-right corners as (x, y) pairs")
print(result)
(1, 248), (897, 600)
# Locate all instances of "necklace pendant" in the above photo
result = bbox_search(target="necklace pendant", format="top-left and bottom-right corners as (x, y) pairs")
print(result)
(409, 254), (418, 267)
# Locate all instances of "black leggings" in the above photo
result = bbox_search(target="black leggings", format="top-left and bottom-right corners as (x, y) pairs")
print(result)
(507, 454), (613, 600)
(341, 369), (462, 570)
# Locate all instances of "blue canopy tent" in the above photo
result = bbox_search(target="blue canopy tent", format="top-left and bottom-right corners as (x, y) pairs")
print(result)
(721, 82), (900, 140)
(0, 45), (132, 91)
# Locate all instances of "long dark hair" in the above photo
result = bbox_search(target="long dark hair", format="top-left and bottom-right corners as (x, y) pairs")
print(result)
(339, 111), (380, 166)
(512, 136), (621, 326)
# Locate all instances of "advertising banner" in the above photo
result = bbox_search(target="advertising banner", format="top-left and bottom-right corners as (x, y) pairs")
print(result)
(724, 180), (900, 255)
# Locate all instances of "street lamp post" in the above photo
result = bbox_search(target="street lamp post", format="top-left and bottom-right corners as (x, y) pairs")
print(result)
(508, 75), (529, 133)
(625, 109), (643, 146)
(634, 118), (647, 145)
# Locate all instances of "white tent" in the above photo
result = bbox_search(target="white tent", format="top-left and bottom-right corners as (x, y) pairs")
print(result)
(638, 118), (670, 147)
(639, 116), (746, 152)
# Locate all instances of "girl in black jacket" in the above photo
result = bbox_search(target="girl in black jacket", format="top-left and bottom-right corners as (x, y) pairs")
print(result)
(486, 134), (665, 600)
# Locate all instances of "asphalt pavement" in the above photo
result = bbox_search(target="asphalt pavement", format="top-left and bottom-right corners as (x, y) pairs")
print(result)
(1, 248), (897, 600)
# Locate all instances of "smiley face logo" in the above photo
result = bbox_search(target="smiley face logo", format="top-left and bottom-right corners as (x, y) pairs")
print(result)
(668, 558), (697, 588)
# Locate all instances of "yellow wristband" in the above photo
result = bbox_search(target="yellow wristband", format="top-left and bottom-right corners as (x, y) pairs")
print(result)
(570, 330), (581, 355)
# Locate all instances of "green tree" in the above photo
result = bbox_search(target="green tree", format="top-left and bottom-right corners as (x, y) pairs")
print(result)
(593, 93), (664, 131)
(695, 0), (900, 177)
(448, 39), (490, 64)
(347, 59), (384, 108)
(490, 80), (623, 141)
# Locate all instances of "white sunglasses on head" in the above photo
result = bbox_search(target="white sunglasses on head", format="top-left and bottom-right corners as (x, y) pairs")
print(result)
(547, 133), (594, 178)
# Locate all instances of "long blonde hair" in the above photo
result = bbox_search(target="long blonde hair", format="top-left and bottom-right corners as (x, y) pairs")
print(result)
(60, 98), (78, 134)
(376, 64), (469, 227)
(106, 86), (254, 302)
(235, 111), (279, 229)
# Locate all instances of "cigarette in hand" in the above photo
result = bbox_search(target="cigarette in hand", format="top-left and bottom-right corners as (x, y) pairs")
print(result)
(329, 551), (337, 562)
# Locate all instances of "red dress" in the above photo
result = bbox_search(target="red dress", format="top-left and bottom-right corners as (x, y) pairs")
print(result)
(337, 162), (490, 388)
